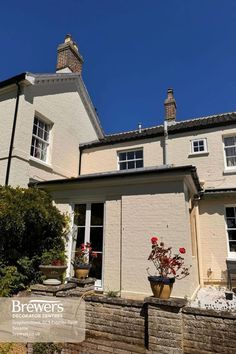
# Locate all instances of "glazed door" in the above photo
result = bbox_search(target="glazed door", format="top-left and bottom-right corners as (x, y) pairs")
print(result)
(73, 203), (104, 288)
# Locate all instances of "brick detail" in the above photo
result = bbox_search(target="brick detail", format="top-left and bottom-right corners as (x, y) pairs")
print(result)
(164, 88), (177, 122)
(56, 36), (84, 73)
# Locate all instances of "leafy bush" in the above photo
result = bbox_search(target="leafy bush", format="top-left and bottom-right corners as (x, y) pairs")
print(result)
(41, 248), (67, 265)
(0, 186), (69, 296)
(32, 343), (62, 354)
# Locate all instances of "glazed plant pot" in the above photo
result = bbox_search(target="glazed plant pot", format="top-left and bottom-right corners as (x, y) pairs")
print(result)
(148, 276), (175, 299)
(39, 265), (67, 286)
(75, 264), (91, 279)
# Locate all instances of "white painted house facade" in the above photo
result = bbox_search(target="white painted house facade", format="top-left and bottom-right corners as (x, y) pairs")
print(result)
(1, 35), (236, 299)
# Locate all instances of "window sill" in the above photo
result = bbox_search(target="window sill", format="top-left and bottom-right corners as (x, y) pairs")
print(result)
(29, 157), (53, 171)
(188, 152), (209, 157)
(223, 169), (236, 175)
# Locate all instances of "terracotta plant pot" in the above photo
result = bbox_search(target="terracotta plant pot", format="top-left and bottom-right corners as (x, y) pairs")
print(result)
(74, 264), (91, 279)
(148, 276), (175, 299)
(39, 265), (67, 285)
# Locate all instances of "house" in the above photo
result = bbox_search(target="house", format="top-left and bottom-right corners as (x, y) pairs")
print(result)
(1, 35), (236, 299)
(0, 34), (103, 187)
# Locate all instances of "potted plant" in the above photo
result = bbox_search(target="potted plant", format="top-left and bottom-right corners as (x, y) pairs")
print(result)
(72, 243), (97, 279)
(147, 236), (190, 299)
(39, 248), (67, 285)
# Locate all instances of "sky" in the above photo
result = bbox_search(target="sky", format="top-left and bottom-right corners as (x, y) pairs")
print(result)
(1, 0), (236, 134)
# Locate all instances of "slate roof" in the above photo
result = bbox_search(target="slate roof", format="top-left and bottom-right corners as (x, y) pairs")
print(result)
(80, 112), (236, 149)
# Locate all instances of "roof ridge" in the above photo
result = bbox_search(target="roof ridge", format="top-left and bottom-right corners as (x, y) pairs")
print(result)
(104, 111), (236, 138)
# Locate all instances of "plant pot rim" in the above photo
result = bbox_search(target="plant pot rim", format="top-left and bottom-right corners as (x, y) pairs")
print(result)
(39, 264), (67, 269)
(74, 263), (91, 269)
(148, 275), (175, 284)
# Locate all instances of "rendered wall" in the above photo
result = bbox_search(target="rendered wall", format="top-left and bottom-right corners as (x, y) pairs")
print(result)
(0, 81), (99, 187)
(81, 125), (236, 189)
(51, 178), (198, 299)
(198, 195), (236, 284)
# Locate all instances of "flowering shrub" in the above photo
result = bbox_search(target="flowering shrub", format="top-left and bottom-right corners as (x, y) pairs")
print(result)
(72, 242), (97, 268)
(148, 236), (190, 280)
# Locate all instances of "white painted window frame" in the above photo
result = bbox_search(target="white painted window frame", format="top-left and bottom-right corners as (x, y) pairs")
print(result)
(30, 116), (52, 164)
(224, 205), (236, 259)
(117, 148), (144, 171)
(190, 138), (208, 155)
(70, 202), (105, 289)
(223, 134), (236, 171)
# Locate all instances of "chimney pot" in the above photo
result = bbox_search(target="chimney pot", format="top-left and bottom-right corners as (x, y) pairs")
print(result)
(164, 88), (176, 122)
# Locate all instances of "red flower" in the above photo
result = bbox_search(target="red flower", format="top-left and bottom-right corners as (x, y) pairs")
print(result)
(179, 247), (186, 254)
(151, 237), (158, 244)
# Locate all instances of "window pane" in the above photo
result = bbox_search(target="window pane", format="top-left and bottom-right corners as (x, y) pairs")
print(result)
(91, 203), (104, 226)
(226, 157), (236, 167)
(227, 218), (236, 228)
(90, 228), (103, 252)
(74, 204), (86, 226)
(225, 147), (236, 157)
(229, 241), (236, 252)
(136, 160), (143, 168)
(135, 150), (143, 159)
(224, 137), (235, 146)
(90, 252), (102, 280)
(127, 151), (135, 160)
(119, 152), (126, 161)
(75, 227), (85, 249)
(119, 162), (127, 170)
(228, 230), (236, 241)
(128, 161), (135, 169)
(226, 208), (235, 217)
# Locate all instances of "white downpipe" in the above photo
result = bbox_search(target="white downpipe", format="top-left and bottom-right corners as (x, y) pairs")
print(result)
(164, 120), (168, 165)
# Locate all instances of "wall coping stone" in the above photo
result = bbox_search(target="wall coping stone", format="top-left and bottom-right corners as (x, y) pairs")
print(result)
(183, 306), (236, 319)
(30, 282), (76, 294)
(144, 296), (187, 308)
(84, 295), (144, 308)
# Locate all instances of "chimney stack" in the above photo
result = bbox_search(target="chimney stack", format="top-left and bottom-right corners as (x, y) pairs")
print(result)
(56, 34), (84, 74)
(164, 88), (176, 122)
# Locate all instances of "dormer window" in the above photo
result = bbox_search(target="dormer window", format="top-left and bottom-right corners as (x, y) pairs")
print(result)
(30, 117), (50, 162)
(118, 149), (143, 170)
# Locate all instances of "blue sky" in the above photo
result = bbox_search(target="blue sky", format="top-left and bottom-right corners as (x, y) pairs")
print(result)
(1, 0), (236, 134)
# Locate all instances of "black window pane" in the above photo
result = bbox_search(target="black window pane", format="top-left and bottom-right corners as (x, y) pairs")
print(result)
(91, 203), (104, 226)
(120, 162), (127, 170)
(74, 204), (86, 226)
(224, 137), (235, 147)
(75, 227), (85, 249)
(226, 208), (235, 217)
(228, 230), (236, 241)
(227, 218), (236, 228)
(136, 160), (143, 168)
(128, 161), (135, 169)
(229, 241), (236, 252)
(193, 142), (198, 147)
(90, 228), (103, 252)
(127, 151), (134, 160)
(199, 146), (204, 151)
(90, 252), (102, 280)
(135, 150), (143, 159)
(119, 152), (126, 161)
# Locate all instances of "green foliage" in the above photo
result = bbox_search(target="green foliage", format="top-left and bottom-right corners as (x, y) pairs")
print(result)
(0, 186), (69, 296)
(32, 343), (62, 354)
(105, 289), (120, 298)
(41, 248), (66, 265)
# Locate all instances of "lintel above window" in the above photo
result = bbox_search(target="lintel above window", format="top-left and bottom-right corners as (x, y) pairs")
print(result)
(118, 149), (143, 170)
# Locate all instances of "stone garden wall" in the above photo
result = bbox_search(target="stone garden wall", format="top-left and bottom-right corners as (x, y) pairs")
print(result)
(28, 286), (236, 354)
(61, 296), (236, 354)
